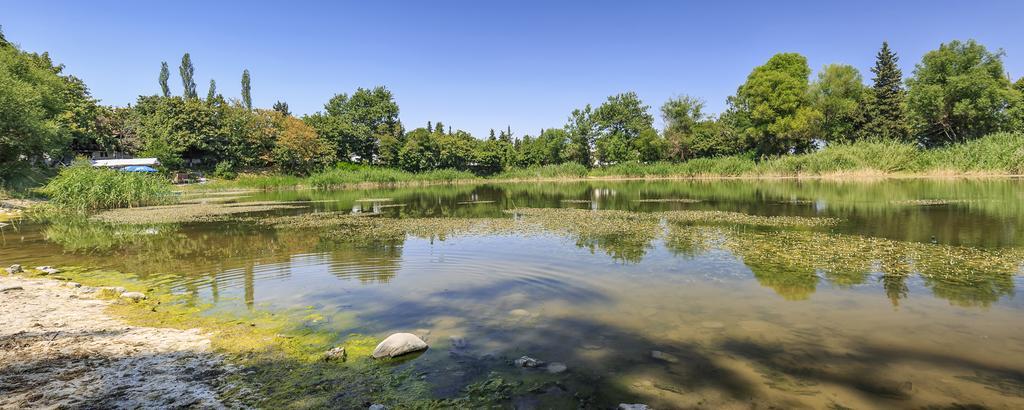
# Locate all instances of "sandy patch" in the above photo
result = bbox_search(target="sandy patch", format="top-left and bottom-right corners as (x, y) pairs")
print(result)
(0, 275), (234, 409)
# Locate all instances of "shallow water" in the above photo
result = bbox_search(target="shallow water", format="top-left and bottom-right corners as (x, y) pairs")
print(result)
(3, 179), (1024, 408)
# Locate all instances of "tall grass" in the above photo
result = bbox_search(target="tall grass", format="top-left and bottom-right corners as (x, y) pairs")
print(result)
(493, 163), (589, 179)
(307, 164), (477, 189)
(41, 163), (175, 213)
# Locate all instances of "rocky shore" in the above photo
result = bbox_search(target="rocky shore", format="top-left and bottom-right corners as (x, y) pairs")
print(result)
(0, 274), (234, 409)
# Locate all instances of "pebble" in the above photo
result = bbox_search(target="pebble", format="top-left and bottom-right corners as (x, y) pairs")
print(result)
(323, 347), (346, 362)
(369, 405), (387, 410)
(619, 404), (651, 410)
(651, 350), (679, 363)
(34, 266), (60, 275)
(509, 309), (532, 317)
(546, 362), (567, 374)
(449, 335), (468, 350)
(5, 264), (23, 274)
(514, 356), (544, 368)
(1, 285), (24, 293)
(120, 292), (147, 301)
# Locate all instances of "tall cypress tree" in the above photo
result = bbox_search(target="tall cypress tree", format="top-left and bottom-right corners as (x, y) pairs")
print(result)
(179, 53), (197, 99)
(860, 42), (909, 141)
(241, 69), (252, 110)
(207, 79), (217, 101)
(159, 62), (170, 97)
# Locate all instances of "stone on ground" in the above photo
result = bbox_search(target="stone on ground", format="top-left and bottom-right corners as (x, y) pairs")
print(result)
(372, 333), (428, 359)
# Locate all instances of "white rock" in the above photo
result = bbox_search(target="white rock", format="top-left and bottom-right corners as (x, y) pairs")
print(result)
(35, 266), (60, 275)
(121, 291), (147, 301)
(509, 309), (531, 317)
(0, 285), (24, 293)
(369, 405), (387, 410)
(5, 264), (23, 274)
(651, 350), (678, 363)
(514, 356), (544, 368)
(372, 333), (428, 359)
(619, 404), (651, 410)
(323, 346), (346, 362)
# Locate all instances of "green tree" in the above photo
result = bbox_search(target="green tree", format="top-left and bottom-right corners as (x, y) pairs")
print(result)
(592, 92), (655, 164)
(398, 127), (440, 172)
(272, 100), (290, 116)
(159, 62), (170, 97)
(309, 86), (402, 163)
(241, 69), (252, 110)
(810, 64), (866, 143)
(270, 111), (335, 175)
(0, 42), (101, 177)
(907, 40), (1019, 146)
(562, 105), (597, 166)
(860, 42), (909, 141)
(728, 52), (820, 156)
(206, 79), (216, 101)
(179, 53), (197, 99)
(661, 95), (706, 160)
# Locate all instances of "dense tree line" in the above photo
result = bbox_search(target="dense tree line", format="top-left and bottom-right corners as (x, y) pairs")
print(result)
(3, 27), (1023, 181)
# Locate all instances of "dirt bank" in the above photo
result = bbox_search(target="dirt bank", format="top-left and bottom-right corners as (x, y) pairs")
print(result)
(0, 275), (235, 409)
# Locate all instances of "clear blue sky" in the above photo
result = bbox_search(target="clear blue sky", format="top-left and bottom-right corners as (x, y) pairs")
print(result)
(4, 1), (1023, 137)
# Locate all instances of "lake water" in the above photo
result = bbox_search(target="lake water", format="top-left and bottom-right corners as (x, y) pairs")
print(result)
(3, 179), (1024, 408)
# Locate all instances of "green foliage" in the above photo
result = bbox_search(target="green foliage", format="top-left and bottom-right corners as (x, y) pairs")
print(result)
(860, 42), (910, 141)
(179, 53), (196, 99)
(810, 64), (866, 143)
(729, 53), (820, 155)
(241, 69), (251, 110)
(307, 163), (475, 188)
(907, 40), (1019, 146)
(41, 161), (174, 212)
(206, 79), (216, 101)
(158, 62), (170, 97)
(562, 105), (597, 167)
(306, 86), (402, 163)
(493, 163), (589, 179)
(270, 112), (335, 175)
(272, 100), (290, 116)
(0, 40), (101, 180)
(593, 92), (656, 164)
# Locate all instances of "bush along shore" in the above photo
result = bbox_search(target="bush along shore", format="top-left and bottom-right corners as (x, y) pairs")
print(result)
(188, 132), (1024, 192)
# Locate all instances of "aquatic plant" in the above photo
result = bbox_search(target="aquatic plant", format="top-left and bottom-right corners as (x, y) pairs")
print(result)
(91, 202), (307, 224)
(41, 162), (175, 213)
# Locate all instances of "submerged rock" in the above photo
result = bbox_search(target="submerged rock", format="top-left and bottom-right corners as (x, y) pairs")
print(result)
(514, 356), (544, 368)
(508, 309), (532, 317)
(449, 335), (468, 350)
(372, 333), (428, 359)
(619, 404), (651, 410)
(120, 292), (147, 301)
(368, 404), (387, 410)
(546, 362), (567, 374)
(651, 350), (679, 363)
(5, 264), (23, 274)
(323, 346), (346, 362)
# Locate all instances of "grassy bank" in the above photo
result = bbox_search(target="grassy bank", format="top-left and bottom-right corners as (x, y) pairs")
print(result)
(183, 132), (1024, 192)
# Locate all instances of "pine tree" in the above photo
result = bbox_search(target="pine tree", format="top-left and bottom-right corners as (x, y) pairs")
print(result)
(427, 121), (432, 131)
(159, 62), (171, 97)
(489, 129), (496, 141)
(860, 42), (909, 141)
(241, 69), (252, 110)
(179, 53), (197, 99)
(273, 100), (291, 116)
(206, 79), (217, 101)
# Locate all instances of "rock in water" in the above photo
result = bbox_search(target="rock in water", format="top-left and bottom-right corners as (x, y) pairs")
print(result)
(35, 266), (60, 275)
(372, 333), (428, 359)
(546, 362), (567, 374)
(514, 356), (544, 368)
(323, 347), (346, 362)
(120, 291), (147, 301)
(369, 405), (387, 410)
(651, 350), (679, 363)
(5, 264), (23, 274)
(619, 404), (651, 410)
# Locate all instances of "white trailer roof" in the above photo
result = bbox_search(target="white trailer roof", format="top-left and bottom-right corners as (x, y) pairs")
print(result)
(91, 158), (161, 167)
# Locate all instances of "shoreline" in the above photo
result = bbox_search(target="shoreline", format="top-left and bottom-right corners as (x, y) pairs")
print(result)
(0, 273), (236, 409)
(181, 171), (1024, 193)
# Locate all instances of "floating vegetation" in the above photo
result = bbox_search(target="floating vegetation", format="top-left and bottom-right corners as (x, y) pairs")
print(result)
(633, 198), (701, 203)
(354, 198), (393, 202)
(250, 212), (534, 244)
(510, 208), (840, 228)
(667, 225), (1024, 304)
(891, 199), (972, 206)
(92, 202), (308, 224)
(43, 218), (178, 251)
(179, 195), (249, 204)
(456, 200), (496, 205)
